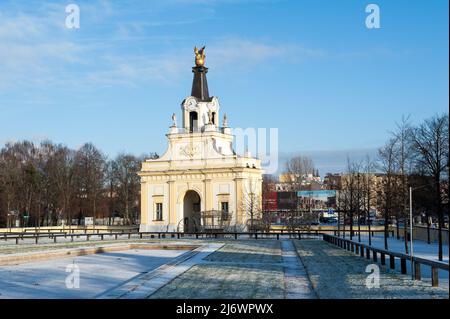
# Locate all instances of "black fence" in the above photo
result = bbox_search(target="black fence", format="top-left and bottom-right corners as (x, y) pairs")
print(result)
(323, 233), (449, 287)
(0, 230), (323, 245)
(1, 229), (447, 288)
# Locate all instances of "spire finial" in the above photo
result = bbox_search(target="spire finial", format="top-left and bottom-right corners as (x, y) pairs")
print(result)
(194, 46), (206, 67)
(191, 46), (210, 101)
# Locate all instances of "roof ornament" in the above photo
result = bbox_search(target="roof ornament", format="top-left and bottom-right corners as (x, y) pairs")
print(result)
(194, 46), (206, 67)
(223, 113), (228, 127)
(208, 109), (213, 124)
(171, 113), (177, 127)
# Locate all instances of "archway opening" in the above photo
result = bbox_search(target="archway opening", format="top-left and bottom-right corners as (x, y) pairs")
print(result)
(183, 190), (201, 232)
(189, 111), (198, 133)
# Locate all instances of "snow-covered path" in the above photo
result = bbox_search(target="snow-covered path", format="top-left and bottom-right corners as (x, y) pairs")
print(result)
(335, 233), (449, 287)
(295, 240), (448, 299)
(97, 243), (223, 299)
(0, 248), (187, 299)
(338, 233), (448, 263)
(281, 240), (316, 299)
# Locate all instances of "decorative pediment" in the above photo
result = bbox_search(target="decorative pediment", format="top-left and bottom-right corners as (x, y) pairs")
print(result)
(206, 96), (219, 112)
(182, 96), (198, 111)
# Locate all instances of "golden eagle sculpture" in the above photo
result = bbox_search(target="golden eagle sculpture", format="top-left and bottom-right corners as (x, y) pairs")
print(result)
(194, 46), (206, 67)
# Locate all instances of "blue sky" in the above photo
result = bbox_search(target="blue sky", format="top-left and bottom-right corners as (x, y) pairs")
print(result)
(0, 0), (448, 174)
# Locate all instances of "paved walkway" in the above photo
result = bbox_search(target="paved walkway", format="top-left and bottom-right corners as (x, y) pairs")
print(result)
(102, 240), (316, 299)
(294, 240), (449, 299)
(281, 240), (316, 299)
(3, 238), (443, 299)
(0, 248), (188, 299)
(97, 243), (224, 299)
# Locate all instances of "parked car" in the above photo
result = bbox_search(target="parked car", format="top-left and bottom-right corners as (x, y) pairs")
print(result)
(373, 219), (385, 226)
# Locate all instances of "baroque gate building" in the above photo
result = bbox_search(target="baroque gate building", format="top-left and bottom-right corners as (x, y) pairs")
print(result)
(139, 47), (263, 232)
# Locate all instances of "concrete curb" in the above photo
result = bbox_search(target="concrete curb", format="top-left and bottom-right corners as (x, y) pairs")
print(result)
(0, 243), (200, 266)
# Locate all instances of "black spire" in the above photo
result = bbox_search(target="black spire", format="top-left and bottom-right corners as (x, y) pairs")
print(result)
(191, 66), (211, 102)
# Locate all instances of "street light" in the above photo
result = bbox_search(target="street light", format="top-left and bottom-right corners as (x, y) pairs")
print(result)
(409, 186), (414, 280)
(409, 183), (436, 280)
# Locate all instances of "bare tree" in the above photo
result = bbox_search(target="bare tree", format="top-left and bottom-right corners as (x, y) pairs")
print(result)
(336, 188), (345, 237)
(261, 174), (277, 231)
(284, 155), (315, 190)
(51, 145), (76, 229)
(343, 158), (359, 240)
(111, 154), (141, 225)
(241, 180), (262, 232)
(0, 143), (21, 227)
(363, 155), (375, 246)
(74, 143), (106, 229)
(0, 140), (160, 229)
(392, 115), (413, 254)
(410, 114), (449, 261)
(378, 137), (399, 250)
(105, 160), (116, 226)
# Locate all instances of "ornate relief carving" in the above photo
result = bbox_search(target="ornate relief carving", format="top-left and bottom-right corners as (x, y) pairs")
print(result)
(180, 143), (199, 158)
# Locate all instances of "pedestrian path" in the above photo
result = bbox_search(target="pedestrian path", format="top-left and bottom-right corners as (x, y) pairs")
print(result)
(96, 243), (223, 299)
(281, 240), (316, 299)
(294, 240), (449, 299)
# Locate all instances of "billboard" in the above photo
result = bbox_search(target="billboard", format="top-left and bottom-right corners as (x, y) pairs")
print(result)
(277, 192), (297, 210)
(297, 190), (336, 199)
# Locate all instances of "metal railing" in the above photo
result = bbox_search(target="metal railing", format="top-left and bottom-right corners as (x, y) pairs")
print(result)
(322, 233), (448, 287)
(1, 229), (447, 288)
(0, 230), (321, 245)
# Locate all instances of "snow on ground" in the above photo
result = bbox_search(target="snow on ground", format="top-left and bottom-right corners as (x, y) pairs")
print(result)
(281, 240), (315, 299)
(97, 243), (224, 299)
(1, 237), (447, 299)
(295, 240), (448, 299)
(0, 248), (187, 299)
(335, 233), (449, 287)
(339, 232), (448, 262)
(149, 240), (315, 299)
(150, 240), (287, 299)
(0, 234), (145, 253)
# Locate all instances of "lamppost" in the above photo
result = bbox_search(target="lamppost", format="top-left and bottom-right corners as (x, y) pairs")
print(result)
(7, 211), (11, 232)
(409, 183), (435, 280)
(409, 186), (414, 280)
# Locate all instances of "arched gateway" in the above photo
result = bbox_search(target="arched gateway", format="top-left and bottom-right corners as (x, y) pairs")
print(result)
(182, 190), (201, 232)
(138, 47), (263, 233)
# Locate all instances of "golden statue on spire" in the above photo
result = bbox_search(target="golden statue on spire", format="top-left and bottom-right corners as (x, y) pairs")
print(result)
(194, 46), (206, 67)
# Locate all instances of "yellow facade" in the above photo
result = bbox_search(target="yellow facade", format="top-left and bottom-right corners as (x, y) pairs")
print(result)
(139, 55), (263, 232)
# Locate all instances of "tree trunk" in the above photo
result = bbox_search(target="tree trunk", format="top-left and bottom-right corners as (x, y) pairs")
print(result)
(337, 210), (341, 237)
(343, 209), (346, 239)
(349, 190), (354, 240)
(396, 214), (400, 240)
(367, 193), (372, 246)
(384, 194), (389, 250)
(357, 207), (361, 242)
(436, 179), (443, 261)
(404, 219), (409, 254)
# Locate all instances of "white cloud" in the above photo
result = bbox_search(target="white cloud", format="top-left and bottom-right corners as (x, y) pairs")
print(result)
(207, 38), (325, 70)
(81, 38), (324, 87)
(0, 8), (85, 91)
(278, 148), (380, 175)
(0, 2), (323, 91)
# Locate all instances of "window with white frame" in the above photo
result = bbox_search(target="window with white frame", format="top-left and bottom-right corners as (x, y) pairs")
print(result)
(155, 203), (163, 221)
(221, 201), (229, 212)
(221, 201), (230, 221)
